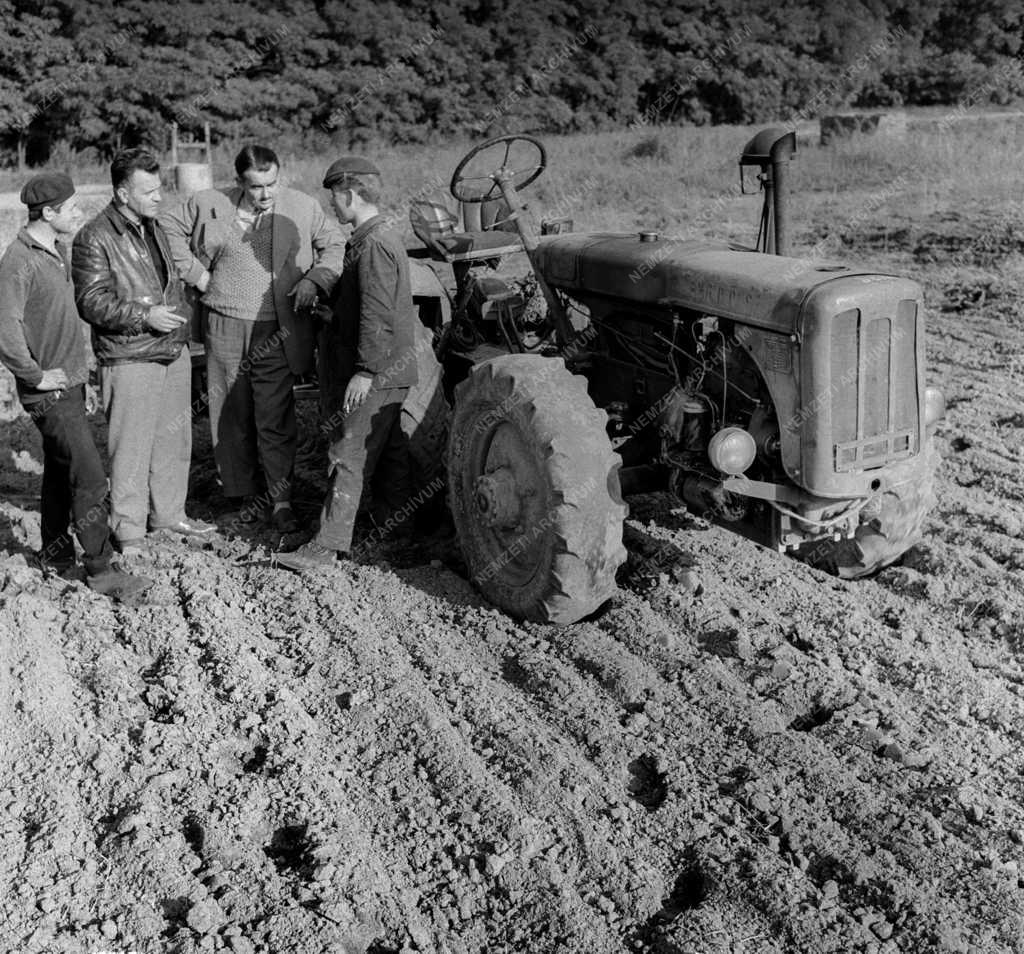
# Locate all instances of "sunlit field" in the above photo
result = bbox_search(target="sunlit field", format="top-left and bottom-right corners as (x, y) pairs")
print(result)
(5, 113), (1024, 259)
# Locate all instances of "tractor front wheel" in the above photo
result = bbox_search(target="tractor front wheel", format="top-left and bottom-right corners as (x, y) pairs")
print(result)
(448, 355), (627, 624)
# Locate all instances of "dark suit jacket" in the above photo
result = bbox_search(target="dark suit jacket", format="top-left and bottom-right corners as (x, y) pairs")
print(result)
(318, 215), (419, 415)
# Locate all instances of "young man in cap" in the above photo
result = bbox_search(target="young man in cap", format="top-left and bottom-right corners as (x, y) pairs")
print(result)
(160, 144), (345, 533)
(275, 156), (417, 571)
(73, 148), (215, 553)
(0, 173), (151, 600)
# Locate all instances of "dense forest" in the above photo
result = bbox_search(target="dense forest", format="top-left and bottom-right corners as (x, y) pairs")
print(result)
(1, 0), (1023, 163)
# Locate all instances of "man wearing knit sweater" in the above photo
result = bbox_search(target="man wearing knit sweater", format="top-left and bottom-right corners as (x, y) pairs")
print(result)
(160, 145), (345, 533)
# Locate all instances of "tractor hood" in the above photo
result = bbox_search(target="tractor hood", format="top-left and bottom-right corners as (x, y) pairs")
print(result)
(533, 232), (888, 334)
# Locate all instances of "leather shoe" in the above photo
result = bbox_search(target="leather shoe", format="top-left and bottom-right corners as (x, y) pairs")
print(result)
(229, 496), (270, 525)
(116, 536), (149, 557)
(271, 505), (300, 534)
(152, 517), (217, 537)
(87, 566), (154, 603)
(274, 541), (341, 573)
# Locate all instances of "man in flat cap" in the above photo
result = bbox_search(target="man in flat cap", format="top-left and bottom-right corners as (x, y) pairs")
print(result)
(160, 144), (345, 533)
(0, 173), (151, 600)
(73, 148), (215, 554)
(275, 156), (418, 571)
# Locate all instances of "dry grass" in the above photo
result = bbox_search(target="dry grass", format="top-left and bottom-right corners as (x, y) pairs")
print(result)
(3, 116), (1024, 257)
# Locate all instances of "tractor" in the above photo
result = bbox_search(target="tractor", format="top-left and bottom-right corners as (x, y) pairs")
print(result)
(407, 131), (945, 625)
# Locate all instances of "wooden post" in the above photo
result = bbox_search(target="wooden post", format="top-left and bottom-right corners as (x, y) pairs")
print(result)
(170, 120), (179, 168)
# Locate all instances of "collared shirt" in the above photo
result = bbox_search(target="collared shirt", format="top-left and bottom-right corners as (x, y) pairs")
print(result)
(0, 228), (88, 403)
(114, 205), (168, 291)
(234, 197), (267, 231)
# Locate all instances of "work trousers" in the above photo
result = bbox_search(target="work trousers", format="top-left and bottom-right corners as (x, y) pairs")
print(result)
(27, 386), (113, 575)
(316, 387), (411, 553)
(205, 311), (294, 505)
(99, 349), (191, 543)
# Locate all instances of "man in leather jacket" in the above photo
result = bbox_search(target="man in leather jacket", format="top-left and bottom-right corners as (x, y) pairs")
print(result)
(72, 148), (215, 551)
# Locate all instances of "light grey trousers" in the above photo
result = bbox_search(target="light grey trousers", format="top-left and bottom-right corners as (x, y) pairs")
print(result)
(99, 350), (192, 543)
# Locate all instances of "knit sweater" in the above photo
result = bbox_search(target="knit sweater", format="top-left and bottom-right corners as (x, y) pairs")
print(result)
(201, 214), (277, 321)
(0, 229), (89, 404)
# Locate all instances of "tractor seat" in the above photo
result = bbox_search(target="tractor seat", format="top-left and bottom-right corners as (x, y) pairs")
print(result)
(410, 195), (523, 264)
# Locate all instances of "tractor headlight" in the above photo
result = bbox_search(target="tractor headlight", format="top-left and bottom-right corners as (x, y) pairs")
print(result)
(924, 387), (945, 432)
(708, 427), (757, 476)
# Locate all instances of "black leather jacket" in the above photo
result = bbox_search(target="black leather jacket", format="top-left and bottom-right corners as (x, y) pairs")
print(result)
(72, 203), (189, 365)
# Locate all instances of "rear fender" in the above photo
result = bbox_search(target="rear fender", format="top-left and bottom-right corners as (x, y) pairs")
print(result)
(410, 259), (454, 326)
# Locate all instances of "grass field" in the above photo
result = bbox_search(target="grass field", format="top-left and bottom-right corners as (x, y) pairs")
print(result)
(4, 114), (1024, 257)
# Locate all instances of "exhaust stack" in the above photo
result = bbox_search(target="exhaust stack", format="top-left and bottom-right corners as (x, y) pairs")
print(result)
(739, 127), (797, 256)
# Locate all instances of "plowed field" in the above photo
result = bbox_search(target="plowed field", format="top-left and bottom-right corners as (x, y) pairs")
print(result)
(1, 195), (1023, 954)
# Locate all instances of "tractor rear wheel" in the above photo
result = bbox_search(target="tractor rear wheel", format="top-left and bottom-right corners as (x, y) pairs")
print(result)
(448, 355), (627, 624)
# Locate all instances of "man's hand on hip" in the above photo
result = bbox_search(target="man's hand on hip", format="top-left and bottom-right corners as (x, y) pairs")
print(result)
(288, 277), (319, 312)
(146, 305), (187, 333)
(342, 372), (373, 414)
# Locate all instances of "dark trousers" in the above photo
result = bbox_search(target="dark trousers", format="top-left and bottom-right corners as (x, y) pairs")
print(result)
(28, 386), (113, 576)
(206, 312), (294, 505)
(316, 387), (412, 552)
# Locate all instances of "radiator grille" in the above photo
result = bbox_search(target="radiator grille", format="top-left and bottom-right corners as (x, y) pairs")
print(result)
(832, 301), (918, 472)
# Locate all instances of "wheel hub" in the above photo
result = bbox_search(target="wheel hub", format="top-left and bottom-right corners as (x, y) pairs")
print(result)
(474, 467), (522, 528)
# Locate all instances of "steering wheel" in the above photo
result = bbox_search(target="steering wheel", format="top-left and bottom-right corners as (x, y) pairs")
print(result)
(450, 134), (546, 204)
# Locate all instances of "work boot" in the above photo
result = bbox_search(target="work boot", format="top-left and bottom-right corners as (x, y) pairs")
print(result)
(34, 550), (77, 578)
(86, 565), (154, 603)
(274, 541), (342, 573)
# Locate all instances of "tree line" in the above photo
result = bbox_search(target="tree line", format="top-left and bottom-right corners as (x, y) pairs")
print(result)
(1, 0), (1022, 165)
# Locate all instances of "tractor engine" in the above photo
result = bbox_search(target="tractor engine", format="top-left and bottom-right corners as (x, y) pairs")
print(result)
(655, 329), (778, 529)
(532, 233), (944, 571)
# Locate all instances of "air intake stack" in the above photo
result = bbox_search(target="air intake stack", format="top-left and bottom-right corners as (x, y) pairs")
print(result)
(739, 127), (797, 256)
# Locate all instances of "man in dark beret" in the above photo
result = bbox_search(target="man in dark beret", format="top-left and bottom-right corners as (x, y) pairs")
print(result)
(275, 156), (418, 571)
(0, 173), (151, 600)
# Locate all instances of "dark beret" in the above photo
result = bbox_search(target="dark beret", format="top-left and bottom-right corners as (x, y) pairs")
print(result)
(322, 156), (381, 188)
(20, 172), (75, 211)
